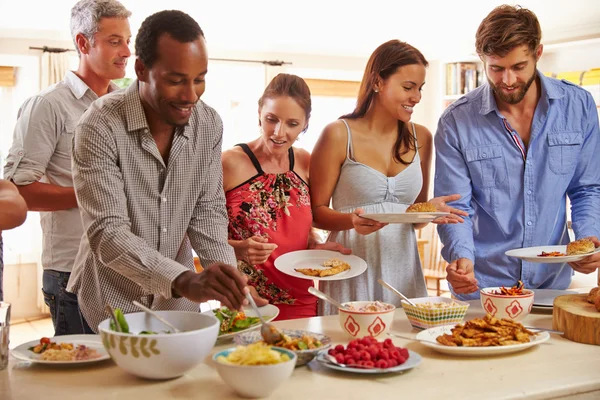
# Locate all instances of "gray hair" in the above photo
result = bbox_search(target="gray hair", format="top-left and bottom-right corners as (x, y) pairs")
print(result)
(70, 0), (131, 55)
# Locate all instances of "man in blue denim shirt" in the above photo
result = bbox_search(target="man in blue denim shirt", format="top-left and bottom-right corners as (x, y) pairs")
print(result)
(434, 5), (600, 300)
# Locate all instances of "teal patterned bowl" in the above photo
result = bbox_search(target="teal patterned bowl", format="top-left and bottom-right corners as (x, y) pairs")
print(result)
(98, 311), (219, 379)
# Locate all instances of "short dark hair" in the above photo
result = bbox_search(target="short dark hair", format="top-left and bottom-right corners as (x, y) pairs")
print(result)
(135, 10), (204, 67)
(476, 5), (542, 57)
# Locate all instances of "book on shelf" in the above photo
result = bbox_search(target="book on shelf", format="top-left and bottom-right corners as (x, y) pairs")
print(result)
(445, 62), (483, 96)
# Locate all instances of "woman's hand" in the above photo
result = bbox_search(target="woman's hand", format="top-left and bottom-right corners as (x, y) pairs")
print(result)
(231, 236), (277, 265)
(428, 194), (468, 224)
(351, 208), (388, 235)
(309, 240), (352, 255)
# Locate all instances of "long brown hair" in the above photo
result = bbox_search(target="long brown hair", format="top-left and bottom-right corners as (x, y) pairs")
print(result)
(475, 5), (542, 57)
(341, 39), (428, 165)
(258, 73), (312, 126)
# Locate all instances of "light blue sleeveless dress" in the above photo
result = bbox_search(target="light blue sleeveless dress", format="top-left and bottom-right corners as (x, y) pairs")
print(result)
(319, 119), (428, 316)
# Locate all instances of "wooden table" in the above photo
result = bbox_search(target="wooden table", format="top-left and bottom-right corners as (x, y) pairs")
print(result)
(2, 300), (600, 400)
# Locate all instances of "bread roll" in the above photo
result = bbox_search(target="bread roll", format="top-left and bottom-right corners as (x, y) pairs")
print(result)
(595, 295), (600, 312)
(566, 238), (595, 255)
(588, 287), (600, 304)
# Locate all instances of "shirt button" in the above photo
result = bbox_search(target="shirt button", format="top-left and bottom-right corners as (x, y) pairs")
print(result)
(162, 197), (167, 203)
(482, 153), (487, 158)
(527, 221), (532, 226)
(162, 227), (167, 233)
(527, 190), (532, 195)
(564, 139), (569, 143)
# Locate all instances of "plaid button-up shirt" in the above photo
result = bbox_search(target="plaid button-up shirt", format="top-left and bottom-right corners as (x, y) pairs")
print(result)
(67, 81), (236, 331)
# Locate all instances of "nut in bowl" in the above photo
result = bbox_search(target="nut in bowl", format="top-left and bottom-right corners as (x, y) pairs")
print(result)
(401, 296), (470, 330)
(338, 301), (396, 339)
(213, 343), (297, 398)
(234, 329), (331, 366)
(480, 285), (535, 321)
(98, 310), (219, 380)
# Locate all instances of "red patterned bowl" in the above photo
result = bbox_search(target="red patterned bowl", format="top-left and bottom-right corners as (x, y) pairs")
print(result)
(480, 287), (534, 321)
(338, 301), (396, 339)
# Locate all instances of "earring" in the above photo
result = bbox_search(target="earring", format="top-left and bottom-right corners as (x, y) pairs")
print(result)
(374, 88), (379, 93)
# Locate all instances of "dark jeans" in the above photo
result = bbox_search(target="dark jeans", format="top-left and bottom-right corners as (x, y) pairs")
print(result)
(42, 270), (94, 336)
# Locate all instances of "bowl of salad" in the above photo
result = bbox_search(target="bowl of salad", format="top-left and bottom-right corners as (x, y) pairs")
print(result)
(98, 309), (219, 379)
(211, 304), (280, 340)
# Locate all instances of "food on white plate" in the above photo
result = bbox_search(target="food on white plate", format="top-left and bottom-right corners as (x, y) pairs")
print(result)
(29, 337), (101, 361)
(435, 314), (537, 347)
(327, 336), (409, 369)
(213, 306), (262, 335)
(294, 258), (351, 277)
(268, 333), (323, 351)
(344, 300), (394, 312)
(537, 251), (566, 257)
(406, 202), (437, 213)
(217, 342), (291, 365)
(566, 238), (595, 255)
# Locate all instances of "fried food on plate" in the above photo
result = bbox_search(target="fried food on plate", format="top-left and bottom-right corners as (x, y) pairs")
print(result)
(295, 258), (351, 277)
(566, 238), (595, 255)
(406, 202), (437, 213)
(537, 251), (565, 257)
(435, 314), (536, 347)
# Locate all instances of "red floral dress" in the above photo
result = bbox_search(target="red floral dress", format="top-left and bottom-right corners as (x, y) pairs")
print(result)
(226, 144), (315, 320)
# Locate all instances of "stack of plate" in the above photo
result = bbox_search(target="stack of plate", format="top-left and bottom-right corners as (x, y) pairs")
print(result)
(531, 289), (577, 310)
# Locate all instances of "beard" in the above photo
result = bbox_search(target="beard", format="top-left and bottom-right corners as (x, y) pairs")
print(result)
(489, 69), (537, 105)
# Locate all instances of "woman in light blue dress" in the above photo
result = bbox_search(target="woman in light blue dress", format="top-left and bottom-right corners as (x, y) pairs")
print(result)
(310, 40), (466, 315)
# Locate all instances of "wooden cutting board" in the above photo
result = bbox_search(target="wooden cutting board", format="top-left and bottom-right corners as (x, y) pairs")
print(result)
(552, 294), (600, 345)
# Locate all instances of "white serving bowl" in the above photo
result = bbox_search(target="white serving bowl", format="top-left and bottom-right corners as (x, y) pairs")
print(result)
(338, 301), (396, 339)
(480, 287), (534, 321)
(98, 311), (219, 380)
(213, 346), (296, 398)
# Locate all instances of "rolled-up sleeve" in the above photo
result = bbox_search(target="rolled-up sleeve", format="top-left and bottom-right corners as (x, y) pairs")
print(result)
(187, 112), (236, 267)
(434, 114), (476, 263)
(3, 97), (60, 184)
(73, 118), (189, 299)
(568, 92), (600, 239)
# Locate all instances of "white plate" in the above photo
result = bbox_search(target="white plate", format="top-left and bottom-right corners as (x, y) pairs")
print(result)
(531, 289), (577, 307)
(11, 334), (110, 365)
(505, 245), (600, 263)
(360, 212), (450, 224)
(315, 350), (421, 374)
(206, 304), (280, 340)
(274, 250), (367, 281)
(414, 325), (550, 356)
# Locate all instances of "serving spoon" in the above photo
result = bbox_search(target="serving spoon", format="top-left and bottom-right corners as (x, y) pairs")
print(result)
(244, 292), (284, 345)
(132, 300), (181, 333)
(308, 287), (348, 310)
(377, 279), (417, 306)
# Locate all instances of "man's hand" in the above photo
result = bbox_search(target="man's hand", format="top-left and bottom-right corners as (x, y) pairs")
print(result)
(232, 236), (277, 265)
(351, 208), (388, 235)
(446, 258), (478, 294)
(173, 263), (249, 310)
(568, 236), (600, 274)
(308, 240), (352, 255)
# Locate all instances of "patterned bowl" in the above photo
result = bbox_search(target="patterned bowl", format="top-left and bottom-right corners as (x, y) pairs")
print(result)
(480, 287), (534, 321)
(233, 329), (331, 366)
(98, 311), (219, 379)
(338, 301), (396, 339)
(401, 296), (470, 330)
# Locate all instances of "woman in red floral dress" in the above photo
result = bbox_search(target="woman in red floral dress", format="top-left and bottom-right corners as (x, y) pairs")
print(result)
(222, 74), (349, 320)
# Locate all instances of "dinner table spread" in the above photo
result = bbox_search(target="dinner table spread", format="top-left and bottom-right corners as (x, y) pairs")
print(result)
(2, 295), (599, 400)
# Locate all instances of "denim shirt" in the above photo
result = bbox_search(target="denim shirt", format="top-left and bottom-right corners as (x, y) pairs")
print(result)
(434, 71), (600, 300)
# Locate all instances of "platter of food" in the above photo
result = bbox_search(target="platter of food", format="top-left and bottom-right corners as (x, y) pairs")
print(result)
(505, 239), (600, 263)
(274, 250), (367, 281)
(209, 305), (279, 340)
(11, 335), (109, 365)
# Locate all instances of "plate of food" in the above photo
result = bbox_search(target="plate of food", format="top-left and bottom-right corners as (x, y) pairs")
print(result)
(315, 336), (421, 374)
(531, 289), (577, 307)
(11, 335), (110, 365)
(505, 238), (600, 263)
(361, 203), (449, 224)
(414, 315), (550, 356)
(209, 304), (279, 340)
(274, 250), (367, 281)
(234, 329), (331, 366)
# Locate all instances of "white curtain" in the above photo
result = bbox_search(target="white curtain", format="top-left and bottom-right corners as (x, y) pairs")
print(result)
(40, 51), (69, 89)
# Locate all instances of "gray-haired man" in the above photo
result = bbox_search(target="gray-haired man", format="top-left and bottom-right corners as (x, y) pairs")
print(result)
(3, 0), (131, 335)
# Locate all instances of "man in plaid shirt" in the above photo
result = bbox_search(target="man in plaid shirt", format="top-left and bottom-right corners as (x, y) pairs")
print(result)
(67, 10), (262, 332)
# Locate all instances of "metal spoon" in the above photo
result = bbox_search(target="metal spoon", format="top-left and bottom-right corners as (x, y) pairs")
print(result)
(105, 304), (122, 333)
(245, 292), (283, 345)
(387, 332), (436, 344)
(132, 300), (181, 333)
(377, 279), (417, 306)
(308, 287), (348, 310)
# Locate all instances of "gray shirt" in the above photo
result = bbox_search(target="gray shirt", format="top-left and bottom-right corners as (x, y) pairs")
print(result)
(67, 81), (236, 331)
(3, 71), (118, 273)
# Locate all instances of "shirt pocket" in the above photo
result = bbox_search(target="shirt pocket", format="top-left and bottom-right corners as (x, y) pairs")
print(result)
(55, 125), (75, 159)
(465, 145), (508, 188)
(547, 132), (583, 175)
